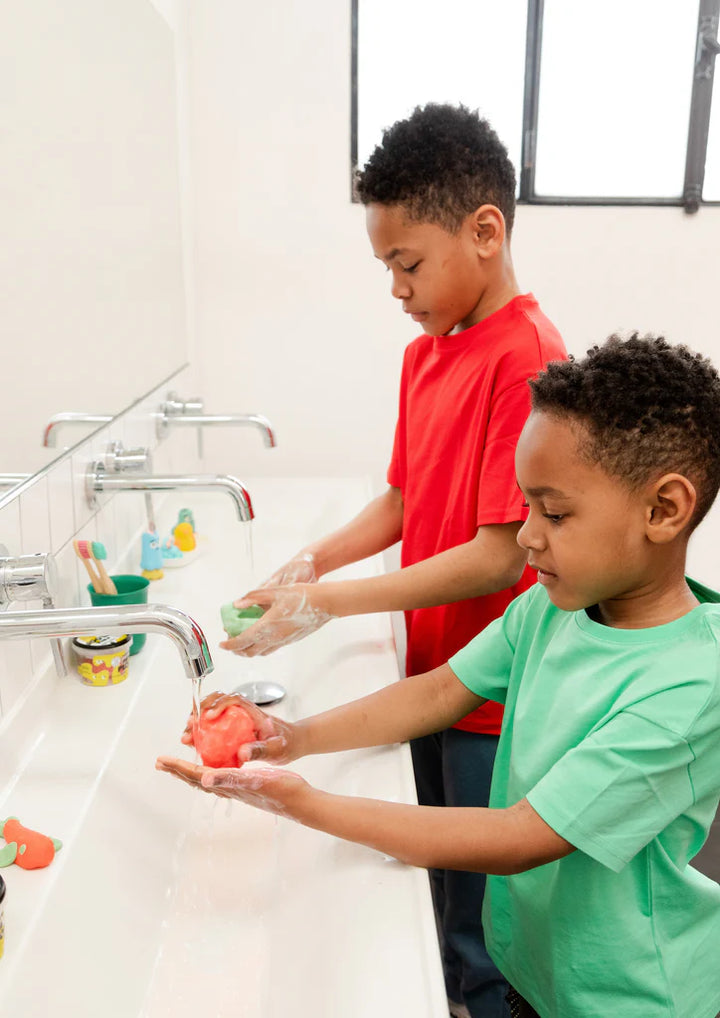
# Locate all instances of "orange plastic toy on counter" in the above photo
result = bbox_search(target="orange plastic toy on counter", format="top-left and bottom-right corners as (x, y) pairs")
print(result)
(0, 817), (62, 870)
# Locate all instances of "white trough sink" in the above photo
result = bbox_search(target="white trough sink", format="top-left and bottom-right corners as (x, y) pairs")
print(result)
(0, 479), (446, 1017)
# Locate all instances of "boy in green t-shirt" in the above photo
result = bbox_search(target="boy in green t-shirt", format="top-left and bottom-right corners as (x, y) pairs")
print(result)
(158, 334), (720, 1018)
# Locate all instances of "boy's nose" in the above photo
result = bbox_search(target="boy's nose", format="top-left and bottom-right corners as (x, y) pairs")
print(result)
(516, 516), (544, 551)
(391, 274), (411, 300)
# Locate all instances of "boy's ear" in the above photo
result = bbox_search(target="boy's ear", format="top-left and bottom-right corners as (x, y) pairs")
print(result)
(469, 205), (505, 257)
(645, 474), (697, 544)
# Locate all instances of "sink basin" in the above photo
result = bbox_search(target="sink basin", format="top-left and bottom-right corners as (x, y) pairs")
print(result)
(0, 479), (446, 1017)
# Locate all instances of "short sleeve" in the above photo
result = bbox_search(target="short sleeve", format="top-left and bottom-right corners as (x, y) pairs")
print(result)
(387, 348), (411, 490)
(527, 711), (696, 872)
(448, 590), (532, 703)
(476, 378), (532, 527)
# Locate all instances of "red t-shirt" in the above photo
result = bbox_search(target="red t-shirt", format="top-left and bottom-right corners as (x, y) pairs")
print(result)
(387, 293), (567, 734)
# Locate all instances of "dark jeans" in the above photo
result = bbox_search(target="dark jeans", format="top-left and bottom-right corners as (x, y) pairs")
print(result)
(507, 987), (541, 1017)
(506, 988), (720, 1017)
(411, 728), (510, 1018)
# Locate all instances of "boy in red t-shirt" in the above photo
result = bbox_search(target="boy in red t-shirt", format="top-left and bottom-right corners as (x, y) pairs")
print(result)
(223, 104), (566, 1018)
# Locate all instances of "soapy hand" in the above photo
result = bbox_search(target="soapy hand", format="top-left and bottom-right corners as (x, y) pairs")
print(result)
(182, 691), (297, 765)
(155, 758), (309, 820)
(220, 584), (335, 657)
(260, 552), (317, 588)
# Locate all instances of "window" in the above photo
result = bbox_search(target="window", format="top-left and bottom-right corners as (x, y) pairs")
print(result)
(352, 0), (720, 211)
(354, 0), (527, 181)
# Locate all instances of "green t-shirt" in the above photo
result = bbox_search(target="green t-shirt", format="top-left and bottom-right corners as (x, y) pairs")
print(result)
(449, 579), (720, 1018)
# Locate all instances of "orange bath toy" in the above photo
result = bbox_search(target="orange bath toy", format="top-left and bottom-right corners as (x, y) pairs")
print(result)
(0, 817), (62, 870)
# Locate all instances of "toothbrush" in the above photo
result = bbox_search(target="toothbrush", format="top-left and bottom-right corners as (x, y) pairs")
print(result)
(73, 540), (103, 594)
(90, 542), (117, 596)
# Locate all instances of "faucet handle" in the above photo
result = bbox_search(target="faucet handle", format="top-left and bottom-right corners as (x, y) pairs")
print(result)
(100, 441), (153, 474)
(0, 547), (60, 606)
(160, 392), (204, 417)
(157, 391), (205, 456)
(0, 547), (67, 676)
(86, 441), (153, 510)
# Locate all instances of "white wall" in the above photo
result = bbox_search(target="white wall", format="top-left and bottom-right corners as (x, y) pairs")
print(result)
(1, 0), (189, 476)
(183, 1), (720, 466)
(6, 0), (720, 589)
(183, 0), (720, 582)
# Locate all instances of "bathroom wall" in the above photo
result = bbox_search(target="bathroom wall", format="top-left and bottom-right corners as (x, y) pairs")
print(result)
(1, 0), (194, 477)
(180, 0), (720, 586)
(5, 0), (720, 714)
(0, 365), (201, 727)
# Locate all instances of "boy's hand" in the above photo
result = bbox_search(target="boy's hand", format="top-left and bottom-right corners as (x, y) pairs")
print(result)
(182, 691), (298, 764)
(220, 584), (335, 657)
(259, 552), (317, 588)
(155, 758), (309, 820)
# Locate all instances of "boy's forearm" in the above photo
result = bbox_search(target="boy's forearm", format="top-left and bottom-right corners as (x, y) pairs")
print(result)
(302, 487), (404, 577)
(292, 791), (573, 874)
(314, 522), (527, 616)
(292, 664), (482, 758)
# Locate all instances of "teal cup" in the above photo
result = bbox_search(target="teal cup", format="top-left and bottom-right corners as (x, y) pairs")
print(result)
(88, 575), (151, 656)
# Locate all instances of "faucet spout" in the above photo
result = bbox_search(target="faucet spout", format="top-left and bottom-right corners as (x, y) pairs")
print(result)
(164, 413), (277, 448)
(0, 473), (31, 490)
(87, 471), (254, 521)
(42, 412), (113, 448)
(0, 604), (214, 679)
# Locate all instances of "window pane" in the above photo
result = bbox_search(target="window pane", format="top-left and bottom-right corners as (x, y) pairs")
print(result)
(535, 0), (699, 198)
(357, 0), (527, 180)
(702, 75), (720, 200)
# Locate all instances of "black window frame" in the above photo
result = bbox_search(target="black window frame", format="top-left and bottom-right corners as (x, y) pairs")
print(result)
(350, 0), (720, 213)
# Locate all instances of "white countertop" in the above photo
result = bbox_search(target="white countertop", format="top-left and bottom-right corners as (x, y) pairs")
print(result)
(0, 478), (447, 1017)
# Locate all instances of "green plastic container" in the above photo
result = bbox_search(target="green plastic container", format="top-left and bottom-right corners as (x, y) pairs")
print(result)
(88, 575), (150, 656)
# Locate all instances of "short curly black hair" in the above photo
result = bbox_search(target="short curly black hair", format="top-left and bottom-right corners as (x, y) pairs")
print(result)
(529, 333), (720, 528)
(354, 103), (516, 235)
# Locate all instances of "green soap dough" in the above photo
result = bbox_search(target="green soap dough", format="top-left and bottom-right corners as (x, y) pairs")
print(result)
(220, 603), (265, 637)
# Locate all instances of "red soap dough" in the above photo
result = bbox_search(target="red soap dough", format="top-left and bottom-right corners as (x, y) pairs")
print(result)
(193, 703), (257, 768)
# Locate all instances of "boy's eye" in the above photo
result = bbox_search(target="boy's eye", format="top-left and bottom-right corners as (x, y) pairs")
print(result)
(543, 513), (565, 524)
(400, 261), (420, 273)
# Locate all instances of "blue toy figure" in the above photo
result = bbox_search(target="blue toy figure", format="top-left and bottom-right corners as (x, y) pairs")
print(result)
(140, 530), (164, 580)
(162, 536), (184, 565)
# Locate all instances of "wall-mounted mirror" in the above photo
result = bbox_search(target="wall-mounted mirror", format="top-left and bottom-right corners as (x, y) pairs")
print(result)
(0, 0), (188, 490)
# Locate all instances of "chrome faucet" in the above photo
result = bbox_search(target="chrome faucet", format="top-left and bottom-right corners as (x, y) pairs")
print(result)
(0, 549), (213, 680)
(0, 602), (214, 679)
(0, 546), (67, 675)
(0, 474), (31, 490)
(156, 392), (277, 450)
(85, 442), (254, 522)
(42, 412), (113, 448)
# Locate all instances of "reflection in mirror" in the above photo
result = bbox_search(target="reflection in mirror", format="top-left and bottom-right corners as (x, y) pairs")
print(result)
(0, 362), (188, 518)
(42, 414), (114, 449)
(1, 0), (188, 490)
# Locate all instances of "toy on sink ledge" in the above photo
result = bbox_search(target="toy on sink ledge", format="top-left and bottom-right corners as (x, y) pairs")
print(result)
(0, 817), (62, 869)
(160, 508), (207, 569)
(140, 530), (164, 581)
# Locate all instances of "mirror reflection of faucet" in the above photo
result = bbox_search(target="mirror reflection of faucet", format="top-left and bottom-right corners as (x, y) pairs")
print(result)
(0, 474), (31, 490)
(84, 441), (254, 522)
(41, 412), (113, 448)
(155, 391), (277, 453)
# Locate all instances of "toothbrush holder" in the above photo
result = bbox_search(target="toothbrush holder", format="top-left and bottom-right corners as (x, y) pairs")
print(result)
(87, 574), (150, 655)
